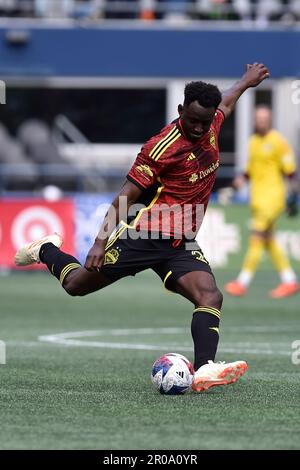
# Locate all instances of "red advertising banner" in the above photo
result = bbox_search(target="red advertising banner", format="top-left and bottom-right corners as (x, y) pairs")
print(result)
(0, 199), (75, 269)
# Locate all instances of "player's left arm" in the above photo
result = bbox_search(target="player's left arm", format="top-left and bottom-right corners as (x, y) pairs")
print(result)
(219, 63), (270, 119)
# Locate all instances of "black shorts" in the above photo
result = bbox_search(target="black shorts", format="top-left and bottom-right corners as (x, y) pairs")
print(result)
(101, 228), (213, 292)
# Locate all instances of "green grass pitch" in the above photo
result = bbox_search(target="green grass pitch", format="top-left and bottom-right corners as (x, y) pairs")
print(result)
(0, 269), (299, 450)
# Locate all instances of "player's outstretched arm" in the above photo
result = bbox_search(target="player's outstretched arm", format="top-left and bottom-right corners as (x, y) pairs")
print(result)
(219, 63), (270, 118)
(84, 180), (142, 271)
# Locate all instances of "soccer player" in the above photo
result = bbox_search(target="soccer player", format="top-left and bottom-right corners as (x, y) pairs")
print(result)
(15, 63), (269, 392)
(225, 105), (299, 298)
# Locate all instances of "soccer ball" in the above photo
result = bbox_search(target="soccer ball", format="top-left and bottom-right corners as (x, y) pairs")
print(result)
(151, 353), (194, 395)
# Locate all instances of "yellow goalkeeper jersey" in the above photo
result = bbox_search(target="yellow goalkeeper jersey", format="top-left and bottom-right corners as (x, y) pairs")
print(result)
(247, 130), (297, 211)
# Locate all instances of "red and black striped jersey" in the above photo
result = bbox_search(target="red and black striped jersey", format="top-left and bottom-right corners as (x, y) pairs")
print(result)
(127, 109), (225, 238)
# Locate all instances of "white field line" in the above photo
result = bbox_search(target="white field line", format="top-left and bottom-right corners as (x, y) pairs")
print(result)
(36, 328), (297, 356)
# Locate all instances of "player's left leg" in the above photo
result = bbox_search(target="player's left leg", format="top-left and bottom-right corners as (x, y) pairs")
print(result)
(225, 232), (266, 296)
(175, 271), (248, 392)
(15, 234), (114, 296)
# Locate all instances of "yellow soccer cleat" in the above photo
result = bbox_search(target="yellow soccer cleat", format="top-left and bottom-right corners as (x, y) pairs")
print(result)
(192, 360), (248, 392)
(15, 233), (63, 266)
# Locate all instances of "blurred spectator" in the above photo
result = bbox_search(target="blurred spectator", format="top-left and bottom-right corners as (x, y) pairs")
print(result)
(195, 0), (236, 20)
(34, 0), (75, 17)
(288, 0), (300, 19)
(34, 0), (107, 20)
(139, 0), (156, 20)
(232, 0), (251, 20)
(256, 0), (282, 25)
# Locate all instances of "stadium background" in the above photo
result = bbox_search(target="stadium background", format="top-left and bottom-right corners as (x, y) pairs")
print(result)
(0, 0), (299, 451)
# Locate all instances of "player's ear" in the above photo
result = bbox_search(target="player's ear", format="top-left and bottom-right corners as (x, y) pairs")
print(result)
(178, 104), (183, 116)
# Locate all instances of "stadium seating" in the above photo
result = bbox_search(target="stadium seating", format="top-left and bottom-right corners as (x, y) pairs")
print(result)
(0, 123), (38, 189)
(17, 119), (64, 165)
(15, 119), (84, 190)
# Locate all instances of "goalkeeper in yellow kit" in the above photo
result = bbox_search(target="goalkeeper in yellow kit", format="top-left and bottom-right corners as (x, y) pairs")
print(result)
(225, 105), (299, 298)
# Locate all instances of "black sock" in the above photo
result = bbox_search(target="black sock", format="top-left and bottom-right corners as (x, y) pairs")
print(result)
(191, 306), (220, 370)
(40, 243), (81, 284)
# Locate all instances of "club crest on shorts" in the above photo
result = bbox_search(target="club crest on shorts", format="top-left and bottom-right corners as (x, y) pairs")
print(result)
(104, 248), (120, 265)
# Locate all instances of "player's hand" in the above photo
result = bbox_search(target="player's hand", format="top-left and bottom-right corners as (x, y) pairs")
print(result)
(286, 191), (299, 217)
(243, 63), (270, 88)
(84, 239), (106, 271)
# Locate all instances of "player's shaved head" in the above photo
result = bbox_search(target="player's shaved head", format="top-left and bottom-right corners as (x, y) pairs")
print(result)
(255, 105), (272, 136)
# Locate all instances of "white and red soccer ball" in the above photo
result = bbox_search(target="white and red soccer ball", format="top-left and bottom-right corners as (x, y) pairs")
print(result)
(151, 353), (194, 395)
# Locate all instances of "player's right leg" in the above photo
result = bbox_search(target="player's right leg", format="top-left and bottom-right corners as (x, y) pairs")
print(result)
(15, 234), (113, 296)
(174, 270), (248, 392)
(155, 243), (248, 393)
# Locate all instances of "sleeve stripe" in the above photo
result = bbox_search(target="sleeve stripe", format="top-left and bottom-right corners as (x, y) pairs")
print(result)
(153, 132), (180, 161)
(149, 126), (178, 159)
(126, 174), (147, 190)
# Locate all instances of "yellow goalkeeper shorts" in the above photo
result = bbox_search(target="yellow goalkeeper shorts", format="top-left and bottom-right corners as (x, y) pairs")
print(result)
(251, 205), (284, 232)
